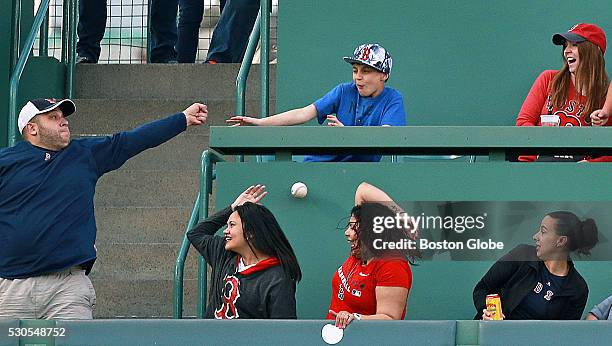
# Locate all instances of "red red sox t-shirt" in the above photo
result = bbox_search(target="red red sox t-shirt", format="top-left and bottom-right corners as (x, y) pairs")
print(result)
(326, 255), (412, 319)
(516, 70), (611, 162)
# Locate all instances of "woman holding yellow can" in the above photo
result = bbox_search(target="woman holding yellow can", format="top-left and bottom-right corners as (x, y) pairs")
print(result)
(473, 211), (598, 320)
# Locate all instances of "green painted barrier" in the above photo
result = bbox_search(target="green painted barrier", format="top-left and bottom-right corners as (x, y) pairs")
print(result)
(209, 126), (612, 157)
(202, 127), (612, 319)
(478, 320), (612, 346)
(0, 319), (19, 346)
(2, 319), (611, 345)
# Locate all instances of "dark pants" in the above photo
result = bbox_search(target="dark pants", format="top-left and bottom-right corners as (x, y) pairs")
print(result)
(176, 0), (260, 63)
(77, 0), (178, 63)
(176, 0), (204, 63)
(207, 0), (260, 63)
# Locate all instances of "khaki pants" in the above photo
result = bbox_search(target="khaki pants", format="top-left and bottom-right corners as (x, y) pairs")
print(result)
(0, 267), (96, 319)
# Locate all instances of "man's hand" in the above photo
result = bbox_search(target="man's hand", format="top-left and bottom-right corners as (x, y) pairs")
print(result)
(231, 185), (267, 210)
(226, 115), (263, 126)
(183, 103), (208, 127)
(326, 115), (344, 127)
(590, 109), (610, 127)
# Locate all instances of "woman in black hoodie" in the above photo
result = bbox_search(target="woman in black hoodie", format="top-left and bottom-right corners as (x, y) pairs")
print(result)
(187, 185), (301, 319)
(474, 211), (598, 320)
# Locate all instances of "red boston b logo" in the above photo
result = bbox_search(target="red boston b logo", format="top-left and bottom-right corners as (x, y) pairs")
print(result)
(214, 275), (241, 319)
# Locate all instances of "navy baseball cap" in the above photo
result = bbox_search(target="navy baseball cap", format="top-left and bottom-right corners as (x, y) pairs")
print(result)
(18, 98), (76, 134)
(343, 43), (393, 74)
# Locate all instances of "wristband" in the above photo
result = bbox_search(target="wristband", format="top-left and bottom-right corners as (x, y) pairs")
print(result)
(352, 313), (362, 320)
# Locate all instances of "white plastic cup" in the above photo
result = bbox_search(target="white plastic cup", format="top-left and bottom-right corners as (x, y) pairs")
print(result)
(540, 114), (560, 127)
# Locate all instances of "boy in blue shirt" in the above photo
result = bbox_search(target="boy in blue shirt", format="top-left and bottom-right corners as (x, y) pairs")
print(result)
(227, 43), (407, 162)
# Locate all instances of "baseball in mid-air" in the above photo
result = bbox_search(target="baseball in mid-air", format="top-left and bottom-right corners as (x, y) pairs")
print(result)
(291, 182), (308, 198)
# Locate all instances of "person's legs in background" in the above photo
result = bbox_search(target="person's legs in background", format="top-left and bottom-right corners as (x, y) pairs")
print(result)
(206, 0), (260, 63)
(150, 0), (179, 63)
(76, 0), (107, 63)
(176, 0), (204, 63)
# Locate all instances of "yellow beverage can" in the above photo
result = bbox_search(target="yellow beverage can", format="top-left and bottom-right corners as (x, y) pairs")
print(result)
(486, 294), (503, 320)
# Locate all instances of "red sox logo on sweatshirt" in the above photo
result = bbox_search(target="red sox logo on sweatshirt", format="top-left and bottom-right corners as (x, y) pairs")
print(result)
(545, 96), (584, 126)
(214, 275), (241, 319)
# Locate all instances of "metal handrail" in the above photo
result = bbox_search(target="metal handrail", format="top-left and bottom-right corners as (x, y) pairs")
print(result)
(173, 149), (225, 318)
(260, 0), (270, 119)
(235, 12), (261, 116)
(235, 1), (271, 118)
(172, 193), (201, 319)
(64, 0), (77, 98)
(8, 0), (77, 146)
(8, 0), (52, 147)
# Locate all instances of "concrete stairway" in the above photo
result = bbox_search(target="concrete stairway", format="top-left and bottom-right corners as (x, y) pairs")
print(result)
(71, 64), (275, 318)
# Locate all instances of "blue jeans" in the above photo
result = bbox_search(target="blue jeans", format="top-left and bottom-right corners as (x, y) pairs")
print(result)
(77, 0), (178, 63)
(149, 0), (179, 63)
(177, 0), (260, 63)
(207, 0), (260, 63)
(176, 0), (204, 63)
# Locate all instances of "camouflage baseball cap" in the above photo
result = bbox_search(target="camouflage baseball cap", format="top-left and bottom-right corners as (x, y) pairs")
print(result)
(343, 43), (392, 74)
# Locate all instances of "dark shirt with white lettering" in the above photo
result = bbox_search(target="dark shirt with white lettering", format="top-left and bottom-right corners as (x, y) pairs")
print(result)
(512, 265), (568, 319)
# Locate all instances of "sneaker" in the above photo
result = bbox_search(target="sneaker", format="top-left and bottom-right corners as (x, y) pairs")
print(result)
(76, 56), (96, 64)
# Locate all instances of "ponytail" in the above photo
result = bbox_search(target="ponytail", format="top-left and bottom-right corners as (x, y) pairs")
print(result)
(547, 211), (599, 255)
(574, 218), (599, 256)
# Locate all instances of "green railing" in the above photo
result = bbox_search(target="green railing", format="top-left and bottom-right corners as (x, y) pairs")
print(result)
(236, 1), (271, 119)
(8, 0), (76, 147)
(208, 126), (612, 159)
(235, 12), (261, 117)
(173, 149), (225, 319)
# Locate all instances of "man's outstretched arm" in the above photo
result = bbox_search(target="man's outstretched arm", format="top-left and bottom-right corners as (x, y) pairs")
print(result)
(89, 103), (208, 175)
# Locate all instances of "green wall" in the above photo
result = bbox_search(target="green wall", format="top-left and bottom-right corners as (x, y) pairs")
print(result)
(277, 0), (612, 125)
(215, 162), (612, 319)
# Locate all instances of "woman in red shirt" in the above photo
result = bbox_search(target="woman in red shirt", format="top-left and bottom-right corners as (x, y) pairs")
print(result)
(516, 23), (610, 162)
(327, 182), (420, 329)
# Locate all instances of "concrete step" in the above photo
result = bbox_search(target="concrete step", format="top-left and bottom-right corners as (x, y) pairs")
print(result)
(69, 99), (275, 135)
(95, 170), (200, 208)
(95, 205), (218, 243)
(89, 243), (201, 281)
(76, 64), (276, 101)
(95, 207), (191, 244)
(91, 278), (199, 318)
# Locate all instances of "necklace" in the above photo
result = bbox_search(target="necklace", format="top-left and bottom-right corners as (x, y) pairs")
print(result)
(343, 259), (364, 287)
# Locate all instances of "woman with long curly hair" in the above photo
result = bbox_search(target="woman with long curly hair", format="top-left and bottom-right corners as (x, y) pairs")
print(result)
(327, 182), (420, 329)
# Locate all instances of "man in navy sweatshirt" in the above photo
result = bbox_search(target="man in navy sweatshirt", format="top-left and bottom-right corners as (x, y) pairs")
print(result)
(0, 98), (207, 319)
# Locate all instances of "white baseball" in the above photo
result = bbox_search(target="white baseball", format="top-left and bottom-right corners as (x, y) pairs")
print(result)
(291, 182), (308, 198)
(321, 324), (343, 344)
